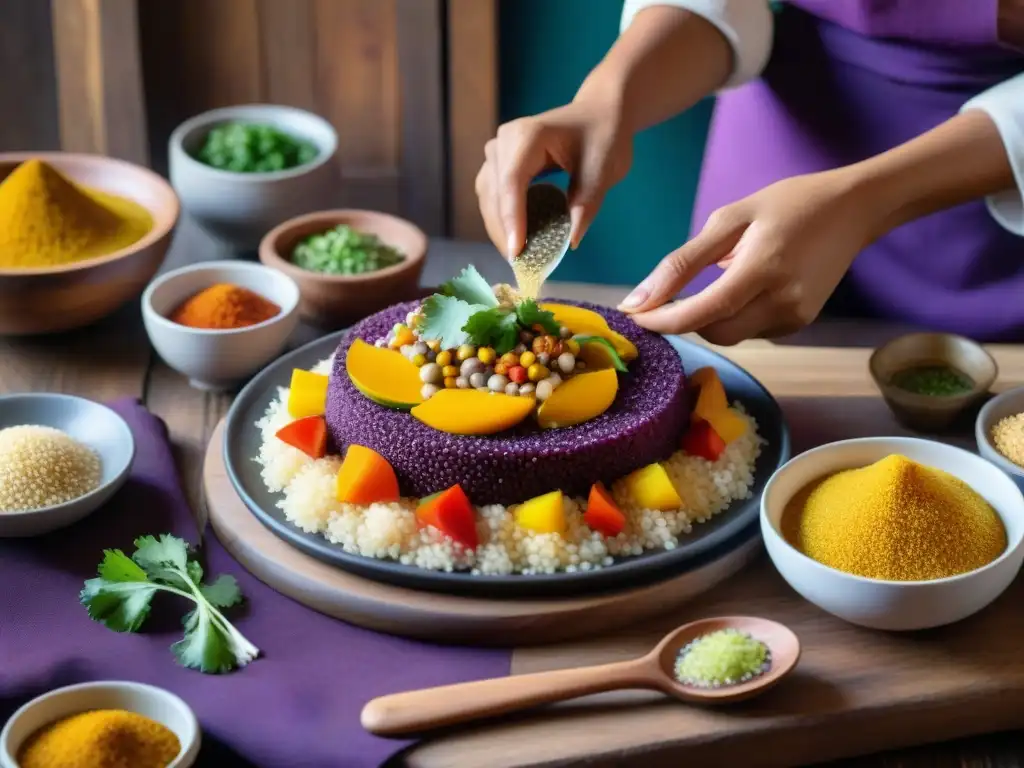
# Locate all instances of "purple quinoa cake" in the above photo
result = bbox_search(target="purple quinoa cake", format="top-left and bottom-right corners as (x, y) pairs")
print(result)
(326, 299), (689, 505)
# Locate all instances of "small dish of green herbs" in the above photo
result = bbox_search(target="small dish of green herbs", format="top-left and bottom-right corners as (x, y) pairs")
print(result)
(195, 121), (318, 173)
(291, 224), (405, 276)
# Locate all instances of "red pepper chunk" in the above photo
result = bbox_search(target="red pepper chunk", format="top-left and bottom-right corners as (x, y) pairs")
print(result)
(275, 415), (327, 459)
(681, 419), (727, 462)
(584, 482), (626, 537)
(415, 484), (479, 550)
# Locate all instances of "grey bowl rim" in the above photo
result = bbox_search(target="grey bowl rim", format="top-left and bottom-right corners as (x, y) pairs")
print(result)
(976, 385), (1024, 479)
(169, 103), (339, 183)
(0, 393), (135, 519)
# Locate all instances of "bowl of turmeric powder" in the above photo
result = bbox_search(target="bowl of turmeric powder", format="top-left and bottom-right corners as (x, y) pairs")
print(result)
(761, 437), (1024, 631)
(142, 260), (300, 391)
(0, 152), (179, 335)
(0, 680), (200, 767)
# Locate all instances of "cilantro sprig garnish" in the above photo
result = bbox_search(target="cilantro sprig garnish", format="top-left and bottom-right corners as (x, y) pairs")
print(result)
(80, 534), (259, 674)
(420, 266), (561, 354)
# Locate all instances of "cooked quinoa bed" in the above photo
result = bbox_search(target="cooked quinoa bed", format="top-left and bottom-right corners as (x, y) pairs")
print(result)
(254, 356), (764, 576)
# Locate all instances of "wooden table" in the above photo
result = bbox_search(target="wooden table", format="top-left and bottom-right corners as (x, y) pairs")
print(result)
(5, 218), (1024, 768)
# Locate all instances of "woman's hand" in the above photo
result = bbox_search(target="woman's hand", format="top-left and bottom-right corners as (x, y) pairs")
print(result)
(475, 99), (633, 259)
(619, 170), (879, 345)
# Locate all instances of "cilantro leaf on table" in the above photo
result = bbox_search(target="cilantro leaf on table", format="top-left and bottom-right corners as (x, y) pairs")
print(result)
(516, 299), (560, 335)
(441, 265), (499, 308)
(419, 295), (487, 350)
(463, 307), (520, 355)
(80, 534), (258, 674)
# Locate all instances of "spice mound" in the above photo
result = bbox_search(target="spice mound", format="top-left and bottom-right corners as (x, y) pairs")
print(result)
(0, 159), (153, 269)
(890, 363), (974, 397)
(170, 283), (281, 330)
(18, 709), (180, 768)
(991, 411), (1024, 469)
(674, 629), (770, 688)
(782, 454), (1006, 581)
(0, 425), (101, 512)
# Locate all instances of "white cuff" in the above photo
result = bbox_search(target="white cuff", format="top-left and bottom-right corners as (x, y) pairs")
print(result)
(620, 0), (774, 90)
(961, 73), (1024, 236)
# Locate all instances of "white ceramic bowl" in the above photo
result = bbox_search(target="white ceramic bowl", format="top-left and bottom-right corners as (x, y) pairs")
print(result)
(0, 681), (200, 768)
(142, 260), (300, 391)
(169, 104), (339, 251)
(761, 437), (1024, 631)
(976, 386), (1024, 494)
(0, 394), (134, 537)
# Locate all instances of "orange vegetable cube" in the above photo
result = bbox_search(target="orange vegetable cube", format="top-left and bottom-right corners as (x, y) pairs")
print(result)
(690, 367), (728, 424)
(415, 485), (479, 550)
(275, 415), (327, 459)
(514, 490), (566, 535)
(622, 463), (683, 511)
(705, 407), (748, 444)
(681, 419), (727, 462)
(584, 482), (626, 537)
(335, 445), (400, 504)
(287, 369), (330, 418)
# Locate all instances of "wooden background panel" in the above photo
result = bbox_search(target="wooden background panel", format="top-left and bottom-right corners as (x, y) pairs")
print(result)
(0, 0), (60, 152)
(137, 0), (444, 234)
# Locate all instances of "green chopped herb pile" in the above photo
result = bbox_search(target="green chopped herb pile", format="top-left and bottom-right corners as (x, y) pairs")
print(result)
(890, 364), (974, 397)
(418, 265), (560, 353)
(292, 225), (405, 276)
(80, 534), (259, 674)
(195, 122), (318, 173)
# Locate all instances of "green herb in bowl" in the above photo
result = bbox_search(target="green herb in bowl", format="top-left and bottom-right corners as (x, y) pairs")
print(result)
(195, 122), (318, 173)
(292, 224), (405, 276)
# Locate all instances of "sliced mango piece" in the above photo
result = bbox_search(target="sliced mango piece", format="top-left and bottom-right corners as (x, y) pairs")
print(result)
(691, 366), (728, 422)
(707, 407), (748, 444)
(287, 369), (330, 418)
(416, 484), (478, 550)
(411, 389), (535, 435)
(335, 444), (400, 504)
(537, 368), (618, 429)
(346, 338), (424, 410)
(585, 482), (626, 537)
(540, 303), (638, 362)
(574, 336), (627, 372)
(514, 490), (566, 535)
(622, 463), (683, 511)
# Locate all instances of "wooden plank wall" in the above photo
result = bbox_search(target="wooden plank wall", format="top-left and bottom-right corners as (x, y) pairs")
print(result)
(138, 0), (446, 236)
(0, 0), (60, 152)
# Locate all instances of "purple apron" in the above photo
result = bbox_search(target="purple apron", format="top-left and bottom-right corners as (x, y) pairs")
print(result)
(687, 0), (1024, 340)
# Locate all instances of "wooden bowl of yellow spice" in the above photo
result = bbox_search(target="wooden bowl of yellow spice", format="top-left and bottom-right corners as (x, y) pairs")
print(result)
(0, 680), (200, 768)
(0, 152), (179, 335)
(760, 437), (1024, 631)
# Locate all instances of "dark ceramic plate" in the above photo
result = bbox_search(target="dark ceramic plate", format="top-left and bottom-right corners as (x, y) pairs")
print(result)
(223, 332), (790, 598)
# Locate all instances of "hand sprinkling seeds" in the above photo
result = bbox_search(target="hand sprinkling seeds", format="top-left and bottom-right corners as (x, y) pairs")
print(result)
(511, 184), (571, 299)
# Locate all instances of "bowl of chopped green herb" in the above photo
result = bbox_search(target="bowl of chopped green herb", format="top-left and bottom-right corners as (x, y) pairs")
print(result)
(170, 104), (338, 251)
(869, 332), (997, 432)
(259, 209), (427, 328)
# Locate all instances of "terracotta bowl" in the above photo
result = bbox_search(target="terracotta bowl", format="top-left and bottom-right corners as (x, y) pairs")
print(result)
(259, 209), (427, 328)
(0, 152), (179, 336)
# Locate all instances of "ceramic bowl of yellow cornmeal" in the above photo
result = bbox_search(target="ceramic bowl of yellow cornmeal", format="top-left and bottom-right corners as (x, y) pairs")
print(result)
(0, 152), (179, 335)
(761, 437), (1024, 631)
(0, 680), (200, 768)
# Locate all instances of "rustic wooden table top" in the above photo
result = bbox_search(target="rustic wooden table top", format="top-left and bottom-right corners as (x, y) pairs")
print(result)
(4, 217), (1024, 768)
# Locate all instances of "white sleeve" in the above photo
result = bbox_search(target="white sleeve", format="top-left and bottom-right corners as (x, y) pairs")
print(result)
(961, 73), (1024, 236)
(620, 0), (774, 90)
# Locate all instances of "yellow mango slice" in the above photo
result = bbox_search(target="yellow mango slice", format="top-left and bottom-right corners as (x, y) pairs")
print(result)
(705, 407), (748, 444)
(575, 337), (627, 372)
(287, 369), (330, 418)
(411, 389), (535, 435)
(537, 368), (618, 429)
(622, 463), (683, 511)
(541, 303), (639, 362)
(691, 366), (728, 423)
(514, 490), (566, 535)
(346, 338), (424, 410)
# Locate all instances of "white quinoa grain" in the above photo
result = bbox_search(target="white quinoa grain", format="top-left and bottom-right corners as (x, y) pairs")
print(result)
(993, 412), (1024, 468)
(0, 425), (101, 512)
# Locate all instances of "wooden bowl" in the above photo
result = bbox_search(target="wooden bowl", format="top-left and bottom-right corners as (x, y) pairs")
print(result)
(0, 152), (179, 335)
(868, 332), (997, 432)
(258, 209), (427, 328)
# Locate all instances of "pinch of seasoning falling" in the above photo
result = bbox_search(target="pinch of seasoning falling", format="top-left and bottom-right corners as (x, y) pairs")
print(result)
(674, 628), (770, 688)
(512, 184), (570, 299)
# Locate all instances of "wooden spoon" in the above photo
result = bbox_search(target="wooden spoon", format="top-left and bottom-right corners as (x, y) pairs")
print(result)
(361, 616), (800, 737)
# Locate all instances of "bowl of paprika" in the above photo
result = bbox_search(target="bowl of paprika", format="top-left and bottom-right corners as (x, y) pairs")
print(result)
(142, 260), (300, 391)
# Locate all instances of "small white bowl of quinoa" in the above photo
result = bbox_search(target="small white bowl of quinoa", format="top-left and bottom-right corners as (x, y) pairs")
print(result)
(977, 386), (1024, 493)
(0, 394), (134, 537)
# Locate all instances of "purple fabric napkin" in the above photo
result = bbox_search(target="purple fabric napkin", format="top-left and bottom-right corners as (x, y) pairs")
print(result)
(0, 398), (511, 768)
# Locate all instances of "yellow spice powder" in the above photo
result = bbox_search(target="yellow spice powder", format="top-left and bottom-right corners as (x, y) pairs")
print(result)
(782, 454), (1006, 581)
(18, 709), (180, 768)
